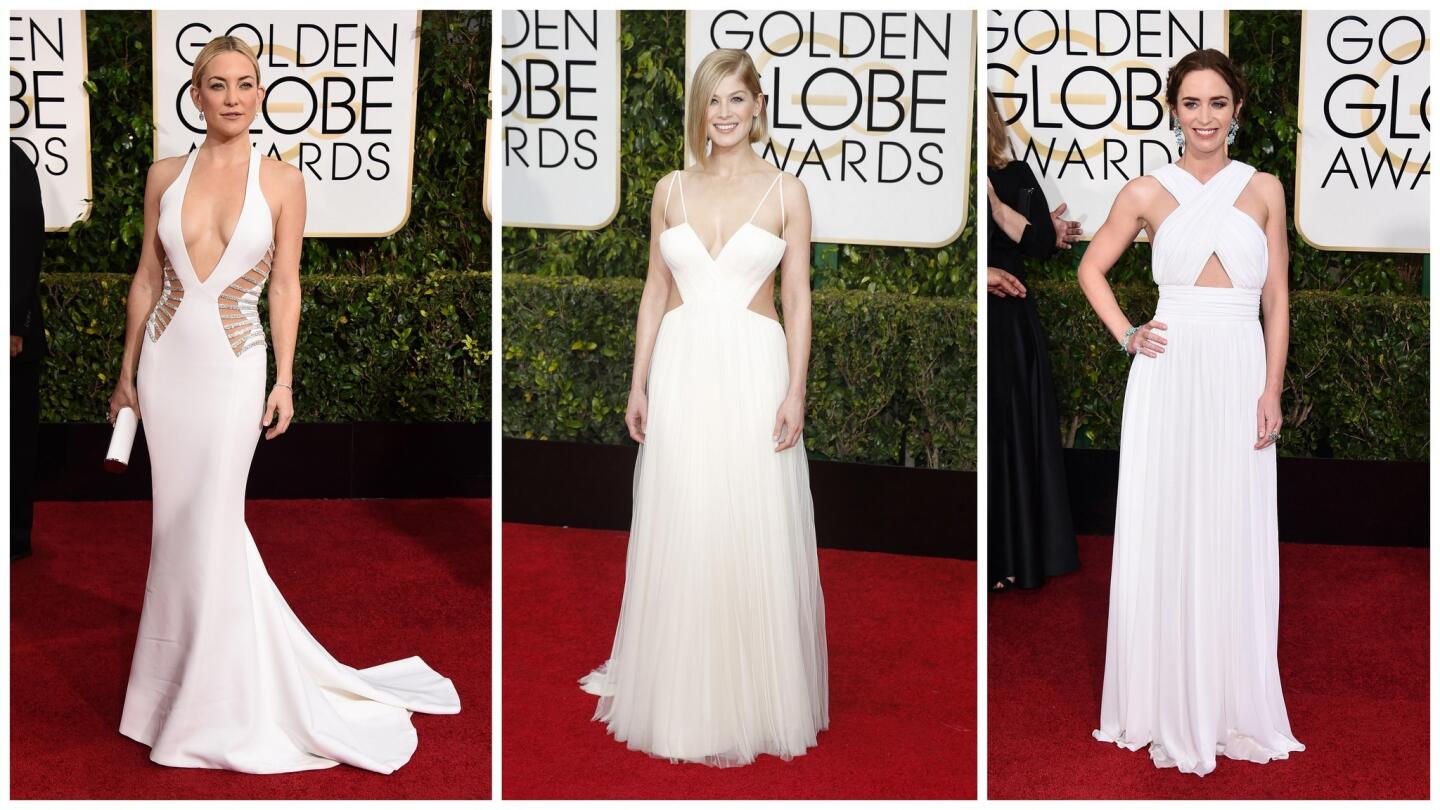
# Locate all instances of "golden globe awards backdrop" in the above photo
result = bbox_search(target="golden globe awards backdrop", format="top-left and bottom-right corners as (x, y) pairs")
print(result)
(1296, 11), (1430, 253)
(987, 10), (1227, 239)
(151, 12), (422, 237)
(687, 11), (973, 248)
(500, 10), (621, 230)
(9, 11), (92, 230)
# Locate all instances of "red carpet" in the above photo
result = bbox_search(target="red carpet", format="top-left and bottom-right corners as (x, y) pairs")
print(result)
(10, 498), (489, 800)
(988, 535), (1429, 799)
(502, 523), (975, 799)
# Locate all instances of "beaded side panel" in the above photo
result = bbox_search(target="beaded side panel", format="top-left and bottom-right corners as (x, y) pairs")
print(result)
(146, 257), (185, 342)
(218, 243), (273, 356)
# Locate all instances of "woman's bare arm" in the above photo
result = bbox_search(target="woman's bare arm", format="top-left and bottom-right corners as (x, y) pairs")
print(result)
(1076, 178), (1157, 350)
(1255, 172), (1290, 448)
(625, 173), (682, 442)
(110, 157), (183, 420)
(265, 161), (305, 387)
(773, 173), (812, 451)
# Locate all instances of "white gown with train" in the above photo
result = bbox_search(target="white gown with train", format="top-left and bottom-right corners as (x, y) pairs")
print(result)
(120, 145), (460, 773)
(1092, 159), (1304, 776)
(580, 170), (829, 766)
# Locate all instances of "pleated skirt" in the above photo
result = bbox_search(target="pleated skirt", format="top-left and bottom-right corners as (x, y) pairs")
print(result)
(581, 304), (829, 766)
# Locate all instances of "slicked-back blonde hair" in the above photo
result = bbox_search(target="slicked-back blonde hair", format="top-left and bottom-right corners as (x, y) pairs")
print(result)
(191, 35), (261, 91)
(687, 49), (766, 167)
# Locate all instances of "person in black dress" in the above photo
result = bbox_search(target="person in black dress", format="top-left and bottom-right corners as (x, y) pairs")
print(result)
(985, 92), (1078, 591)
(11, 141), (47, 562)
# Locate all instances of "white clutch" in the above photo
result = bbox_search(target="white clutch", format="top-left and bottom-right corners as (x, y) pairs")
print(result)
(105, 406), (138, 473)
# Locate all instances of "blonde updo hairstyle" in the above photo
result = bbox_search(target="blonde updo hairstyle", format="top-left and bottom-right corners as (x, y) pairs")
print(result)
(687, 48), (767, 167)
(191, 35), (262, 94)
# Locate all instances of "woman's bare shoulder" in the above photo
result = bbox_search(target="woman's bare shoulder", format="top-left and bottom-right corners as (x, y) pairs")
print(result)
(146, 155), (188, 196)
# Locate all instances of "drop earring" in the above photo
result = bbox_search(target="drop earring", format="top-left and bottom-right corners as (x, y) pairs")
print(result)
(1172, 122), (1184, 148)
(199, 110), (205, 121)
(1226, 119), (1238, 146)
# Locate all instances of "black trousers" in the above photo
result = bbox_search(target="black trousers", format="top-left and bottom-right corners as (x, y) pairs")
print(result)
(11, 358), (41, 557)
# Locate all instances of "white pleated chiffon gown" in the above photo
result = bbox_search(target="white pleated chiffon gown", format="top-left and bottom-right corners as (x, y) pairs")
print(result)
(120, 145), (459, 774)
(580, 171), (829, 766)
(1092, 160), (1304, 776)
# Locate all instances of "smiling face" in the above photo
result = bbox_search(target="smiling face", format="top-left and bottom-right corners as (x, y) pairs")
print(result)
(706, 72), (763, 150)
(1172, 67), (1241, 155)
(191, 50), (263, 134)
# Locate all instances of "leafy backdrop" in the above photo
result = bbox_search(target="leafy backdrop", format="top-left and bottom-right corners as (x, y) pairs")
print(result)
(502, 10), (978, 470)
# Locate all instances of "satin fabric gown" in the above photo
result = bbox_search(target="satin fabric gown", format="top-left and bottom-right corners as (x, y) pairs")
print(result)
(121, 145), (459, 774)
(580, 171), (829, 766)
(1092, 160), (1304, 776)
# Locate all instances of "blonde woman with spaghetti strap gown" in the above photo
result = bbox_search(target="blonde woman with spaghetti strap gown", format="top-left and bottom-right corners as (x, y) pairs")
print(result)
(580, 48), (828, 766)
(105, 37), (458, 774)
(1077, 49), (1303, 777)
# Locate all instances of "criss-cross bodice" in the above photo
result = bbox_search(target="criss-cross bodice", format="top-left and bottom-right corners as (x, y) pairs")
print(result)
(658, 171), (788, 311)
(1149, 160), (1267, 289)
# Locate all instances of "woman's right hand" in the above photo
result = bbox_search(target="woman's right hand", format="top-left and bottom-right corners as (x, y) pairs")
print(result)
(625, 388), (647, 444)
(108, 378), (140, 424)
(1126, 320), (1168, 357)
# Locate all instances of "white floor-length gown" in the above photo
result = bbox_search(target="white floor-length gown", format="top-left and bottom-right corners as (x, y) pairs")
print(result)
(580, 170), (829, 766)
(120, 145), (460, 774)
(1092, 159), (1304, 776)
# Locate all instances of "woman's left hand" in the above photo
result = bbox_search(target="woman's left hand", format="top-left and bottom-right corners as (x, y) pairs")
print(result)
(773, 393), (805, 453)
(263, 385), (294, 440)
(1255, 389), (1282, 450)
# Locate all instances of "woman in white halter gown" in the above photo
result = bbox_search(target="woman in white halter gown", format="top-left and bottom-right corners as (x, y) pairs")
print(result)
(110, 39), (458, 774)
(1086, 160), (1305, 775)
(580, 49), (828, 767)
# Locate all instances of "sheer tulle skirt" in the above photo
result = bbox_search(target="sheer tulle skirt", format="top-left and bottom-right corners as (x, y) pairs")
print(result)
(1093, 286), (1303, 776)
(582, 305), (829, 766)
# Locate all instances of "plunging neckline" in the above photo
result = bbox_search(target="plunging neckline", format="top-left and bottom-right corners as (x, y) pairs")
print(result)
(179, 146), (253, 286)
(663, 221), (784, 264)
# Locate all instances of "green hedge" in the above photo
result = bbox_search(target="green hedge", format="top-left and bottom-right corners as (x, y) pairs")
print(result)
(48, 10), (488, 278)
(501, 9), (975, 297)
(39, 272), (489, 423)
(1022, 10), (1426, 294)
(503, 275), (975, 470)
(1033, 279), (1429, 461)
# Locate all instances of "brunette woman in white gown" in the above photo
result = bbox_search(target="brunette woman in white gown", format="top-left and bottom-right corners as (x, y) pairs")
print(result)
(1076, 49), (1304, 776)
(580, 48), (828, 766)
(105, 37), (458, 774)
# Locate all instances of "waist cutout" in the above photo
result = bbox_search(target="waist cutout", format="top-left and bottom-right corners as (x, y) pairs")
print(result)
(1154, 285), (1260, 322)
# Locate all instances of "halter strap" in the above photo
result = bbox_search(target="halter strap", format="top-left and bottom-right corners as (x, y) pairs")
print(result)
(747, 172), (784, 223)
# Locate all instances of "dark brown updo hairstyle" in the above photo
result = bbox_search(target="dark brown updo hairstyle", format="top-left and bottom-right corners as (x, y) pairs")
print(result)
(1165, 48), (1248, 122)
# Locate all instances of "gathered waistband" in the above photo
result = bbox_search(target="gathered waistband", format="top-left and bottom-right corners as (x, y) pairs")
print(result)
(1154, 285), (1260, 322)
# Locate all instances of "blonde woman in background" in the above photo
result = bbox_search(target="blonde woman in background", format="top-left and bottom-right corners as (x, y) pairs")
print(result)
(580, 47), (828, 766)
(108, 36), (458, 774)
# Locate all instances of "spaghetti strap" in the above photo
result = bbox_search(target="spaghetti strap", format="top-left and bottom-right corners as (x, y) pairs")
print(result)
(779, 174), (786, 235)
(675, 171), (689, 223)
(662, 171), (677, 221)
(747, 172), (784, 223)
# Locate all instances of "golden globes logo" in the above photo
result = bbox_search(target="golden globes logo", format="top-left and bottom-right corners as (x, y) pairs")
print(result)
(705, 11), (954, 185)
(501, 11), (603, 171)
(9, 15), (73, 173)
(1318, 14), (1430, 190)
(987, 10), (1219, 179)
(169, 21), (402, 181)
